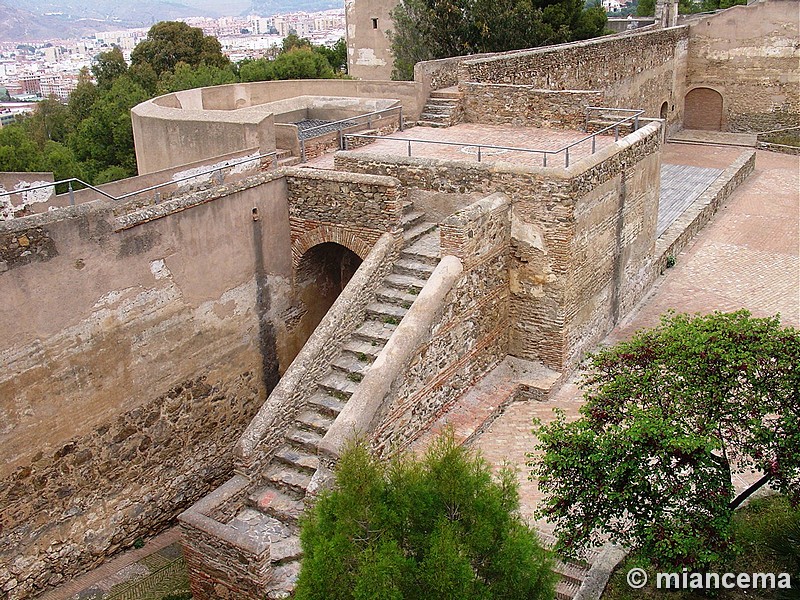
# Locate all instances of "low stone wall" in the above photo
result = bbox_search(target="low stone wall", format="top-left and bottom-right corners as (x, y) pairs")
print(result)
(654, 150), (755, 275)
(0, 172), (55, 219)
(461, 83), (604, 130)
(372, 194), (511, 456)
(285, 168), (404, 264)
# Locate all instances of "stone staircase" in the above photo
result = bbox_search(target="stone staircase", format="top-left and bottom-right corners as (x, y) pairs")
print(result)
(416, 89), (464, 128)
(226, 204), (439, 598)
(539, 531), (598, 600)
(275, 148), (301, 168)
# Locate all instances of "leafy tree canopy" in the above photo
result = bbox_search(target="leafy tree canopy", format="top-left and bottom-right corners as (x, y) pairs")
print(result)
(130, 21), (231, 79)
(390, 0), (608, 79)
(296, 433), (556, 600)
(92, 47), (128, 90)
(533, 310), (800, 569)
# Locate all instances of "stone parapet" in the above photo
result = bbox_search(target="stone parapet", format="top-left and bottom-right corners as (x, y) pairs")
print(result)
(461, 83), (604, 130)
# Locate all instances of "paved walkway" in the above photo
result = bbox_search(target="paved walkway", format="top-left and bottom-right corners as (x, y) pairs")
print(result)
(472, 147), (799, 534)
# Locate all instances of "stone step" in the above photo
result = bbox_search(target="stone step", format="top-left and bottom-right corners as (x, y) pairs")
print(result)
(376, 285), (418, 307)
(430, 90), (463, 100)
(401, 200), (414, 215)
(400, 210), (425, 230)
(403, 221), (438, 244)
(295, 410), (335, 435)
(427, 97), (460, 106)
(422, 104), (454, 115)
(285, 427), (323, 453)
(365, 301), (408, 323)
(553, 560), (591, 588)
(403, 230), (440, 262)
(342, 338), (384, 360)
(555, 578), (581, 600)
(419, 112), (450, 123)
(248, 485), (305, 524)
(415, 120), (449, 129)
(352, 320), (397, 344)
(331, 352), (371, 377)
(265, 559), (301, 599)
(394, 258), (435, 278)
(275, 148), (293, 159)
(383, 272), (428, 294)
(277, 155), (302, 167)
(318, 371), (360, 397)
(401, 251), (439, 269)
(274, 444), (319, 474)
(307, 391), (347, 417)
(266, 464), (312, 498)
(270, 537), (303, 566)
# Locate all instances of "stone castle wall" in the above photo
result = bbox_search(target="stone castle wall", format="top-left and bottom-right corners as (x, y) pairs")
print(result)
(335, 122), (662, 371)
(0, 166), (407, 600)
(686, 0), (799, 132)
(459, 27), (689, 132)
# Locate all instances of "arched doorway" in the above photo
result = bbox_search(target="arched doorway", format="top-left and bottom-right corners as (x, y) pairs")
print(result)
(283, 242), (363, 364)
(660, 101), (669, 121)
(684, 87), (724, 131)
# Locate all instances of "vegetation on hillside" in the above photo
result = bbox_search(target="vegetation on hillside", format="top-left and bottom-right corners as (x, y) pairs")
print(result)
(636, 0), (747, 17)
(295, 433), (556, 599)
(532, 310), (800, 569)
(0, 25), (346, 187)
(389, 0), (608, 80)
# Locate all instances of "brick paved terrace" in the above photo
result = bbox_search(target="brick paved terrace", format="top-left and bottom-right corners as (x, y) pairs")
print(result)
(338, 122), (620, 168)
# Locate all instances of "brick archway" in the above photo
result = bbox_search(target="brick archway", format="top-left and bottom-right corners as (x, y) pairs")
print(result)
(684, 87), (724, 131)
(291, 225), (372, 268)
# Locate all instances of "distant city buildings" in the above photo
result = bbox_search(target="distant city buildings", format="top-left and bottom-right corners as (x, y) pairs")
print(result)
(0, 9), (346, 110)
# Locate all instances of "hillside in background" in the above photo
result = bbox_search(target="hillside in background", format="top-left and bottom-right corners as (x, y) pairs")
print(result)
(1, 0), (340, 41)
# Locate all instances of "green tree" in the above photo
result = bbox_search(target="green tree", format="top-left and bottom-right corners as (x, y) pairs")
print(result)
(130, 21), (231, 79)
(0, 125), (42, 172)
(24, 97), (70, 145)
(68, 68), (99, 126)
(157, 61), (237, 94)
(296, 433), (556, 600)
(636, 0), (655, 15)
(390, 0), (608, 80)
(314, 38), (348, 73)
(533, 310), (800, 569)
(269, 48), (335, 80)
(92, 47), (128, 90)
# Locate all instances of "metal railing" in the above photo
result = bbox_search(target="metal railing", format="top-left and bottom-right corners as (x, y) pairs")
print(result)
(299, 106), (403, 162)
(3, 151), (276, 208)
(343, 107), (644, 168)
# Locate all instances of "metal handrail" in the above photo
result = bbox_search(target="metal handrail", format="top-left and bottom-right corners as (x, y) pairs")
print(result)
(3, 151), (276, 206)
(343, 107), (645, 168)
(299, 106), (403, 138)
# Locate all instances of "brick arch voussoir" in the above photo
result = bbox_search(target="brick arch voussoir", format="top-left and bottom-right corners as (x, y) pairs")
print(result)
(291, 226), (372, 268)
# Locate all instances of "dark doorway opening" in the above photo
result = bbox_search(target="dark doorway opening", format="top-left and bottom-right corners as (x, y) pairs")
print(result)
(284, 243), (362, 365)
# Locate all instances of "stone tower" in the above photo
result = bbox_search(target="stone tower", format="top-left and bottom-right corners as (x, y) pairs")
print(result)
(655, 0), (679, 27)
(345, 0), (398, 80)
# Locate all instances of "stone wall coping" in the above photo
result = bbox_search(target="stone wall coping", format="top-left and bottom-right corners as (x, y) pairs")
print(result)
(178, 475), (270, 555)
(573, 543), (628, 600)
(114, 170), (286, 231)
(461, 25), (689, 68)
(235, 232), (398, 463)
(566, 120), (663, 177)
(460, 82), (604, 95)
(319, 254), (464, 460)
(282, 166), (400, 188)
